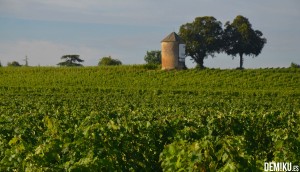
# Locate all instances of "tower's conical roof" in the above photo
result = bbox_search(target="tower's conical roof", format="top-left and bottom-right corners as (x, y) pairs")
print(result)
(161, 32), (184, 43)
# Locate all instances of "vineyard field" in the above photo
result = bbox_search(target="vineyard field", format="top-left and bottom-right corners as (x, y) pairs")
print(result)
(0, 66), (299, 171)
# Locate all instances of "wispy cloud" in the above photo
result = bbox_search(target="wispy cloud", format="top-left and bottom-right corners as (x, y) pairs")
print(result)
(0, 0), (234, 26)
(0, 0), (161, 25)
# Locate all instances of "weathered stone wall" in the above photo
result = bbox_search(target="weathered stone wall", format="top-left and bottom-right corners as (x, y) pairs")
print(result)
(161, 42), (179, 70)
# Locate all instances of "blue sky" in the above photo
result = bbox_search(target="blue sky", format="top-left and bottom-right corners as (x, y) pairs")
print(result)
(0, 0), (299, 68)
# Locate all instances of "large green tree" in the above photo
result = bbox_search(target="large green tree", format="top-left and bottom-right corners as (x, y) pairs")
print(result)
(179, 16), (223, 68)
(57, 55), (84, 67)
(144, 50), (161, 65)
(223, 15), (267, 69)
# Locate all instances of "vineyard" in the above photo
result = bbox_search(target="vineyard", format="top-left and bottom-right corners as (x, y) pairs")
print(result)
(0, 66), (299, 171)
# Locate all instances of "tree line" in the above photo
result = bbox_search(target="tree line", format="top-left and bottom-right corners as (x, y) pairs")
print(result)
(2, 55), (122, 67)
(56, 55), (122, 67)
(180, 15), (267, 69)
(145, 15), (267, 69)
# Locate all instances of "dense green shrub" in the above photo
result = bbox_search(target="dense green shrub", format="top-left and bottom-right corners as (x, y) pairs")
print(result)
(98, 56), (122, 66)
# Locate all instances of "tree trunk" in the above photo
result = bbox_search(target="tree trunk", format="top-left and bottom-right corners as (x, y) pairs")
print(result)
(195, 57), (205, 69)
(239, 53), (244, 69)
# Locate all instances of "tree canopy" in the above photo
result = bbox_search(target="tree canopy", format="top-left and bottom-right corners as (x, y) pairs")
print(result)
(144, 50), (161, 65)
(179, 16), (223, 68)
(98, 56), (122, 66)
(223, 15), (267, 69)
(57, 55), (84, 67)
(7, 61), (21, 67)
(290, 62), (300, 68)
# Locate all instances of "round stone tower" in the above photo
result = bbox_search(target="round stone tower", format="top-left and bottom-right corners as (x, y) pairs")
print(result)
(161, 32), (186, 70)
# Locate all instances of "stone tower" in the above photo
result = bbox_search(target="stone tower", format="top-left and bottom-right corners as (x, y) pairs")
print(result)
(161, 32), (186, 70)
